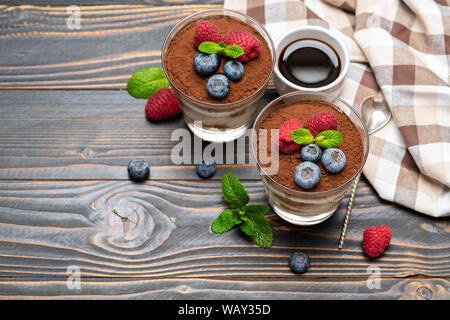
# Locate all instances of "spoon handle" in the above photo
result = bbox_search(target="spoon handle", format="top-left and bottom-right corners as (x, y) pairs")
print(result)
(338, 172), (361, 249)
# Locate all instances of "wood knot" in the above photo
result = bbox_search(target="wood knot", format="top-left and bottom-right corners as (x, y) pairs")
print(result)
(416, 286), (433, 300)
(400, 281), (438, 300)
(177, 285), (190, 294)
(90, 198), (176, 256)
(80, 147), (96, 159)
(111, 209), (136, 234)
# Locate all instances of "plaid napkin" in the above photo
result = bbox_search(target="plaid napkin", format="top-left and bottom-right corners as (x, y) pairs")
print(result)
(225, 0), (450, 217)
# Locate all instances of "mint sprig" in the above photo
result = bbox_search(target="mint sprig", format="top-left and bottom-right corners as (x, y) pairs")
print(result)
(221, 171), (249, 208)
(290, 129), (343, 148)
(211, 172), (273, 248)
(126, 67), (169, 99)
(198, 41), (244, 59)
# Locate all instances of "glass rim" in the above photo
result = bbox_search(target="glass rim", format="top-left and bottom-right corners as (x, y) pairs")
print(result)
(251, 91), (370, 196)
(161, 8), (276, 108)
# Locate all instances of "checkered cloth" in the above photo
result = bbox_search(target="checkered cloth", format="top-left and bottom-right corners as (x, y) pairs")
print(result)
(225, 0), (450, 217)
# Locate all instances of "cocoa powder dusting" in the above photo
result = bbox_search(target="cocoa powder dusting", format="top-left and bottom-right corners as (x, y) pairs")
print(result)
(164, 16), (273, 104)
(258, 102), (365, 192)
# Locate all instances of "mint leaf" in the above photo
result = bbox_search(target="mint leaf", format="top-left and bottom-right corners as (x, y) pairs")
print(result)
(126, 67), (169, 99)
(212, 173), (273, 248)
(246, 211), (273, 248)
(291, 128), (314, 145)
(222, 45), (244, 59)
(239, 216), (256, 236)
(315, 130), (343, 148)
(221, 172), (250, 209)
(198, 41), (223, 54)
(242, 204), (269, 217)
(198, 41), (244, 59)
(211, 209), (241, 234)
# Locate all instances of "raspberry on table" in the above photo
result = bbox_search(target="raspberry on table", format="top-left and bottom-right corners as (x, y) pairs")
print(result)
(145, 87), (181, 121)
(193, 21), (223, 49)
(363, 225), (392, 258)
(305, 111), (338, 136)
(223, 29), (261, 63)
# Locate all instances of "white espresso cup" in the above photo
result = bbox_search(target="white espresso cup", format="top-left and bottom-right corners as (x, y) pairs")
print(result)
(273, 26), (350, 96)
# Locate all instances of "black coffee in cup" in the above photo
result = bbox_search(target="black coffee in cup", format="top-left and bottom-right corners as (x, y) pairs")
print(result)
(278, 38), (341, 88)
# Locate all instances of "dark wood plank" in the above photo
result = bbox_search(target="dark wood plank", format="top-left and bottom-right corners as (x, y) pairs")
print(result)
(0, 4), (222, 89)
(0, 2), (448, 301)
(0, 180), (448, 279)
(1, 277), (448, 299)
(0, 90), (279, 180)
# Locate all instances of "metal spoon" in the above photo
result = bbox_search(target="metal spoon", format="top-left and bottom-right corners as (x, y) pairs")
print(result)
(338, 94), (392, 249)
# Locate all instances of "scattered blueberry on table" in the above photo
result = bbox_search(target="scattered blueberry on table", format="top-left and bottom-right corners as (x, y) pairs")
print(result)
(127, 159), (150, 182)
(289, 252), (311, 274)
(321, 148), (346, 173)
(207, 74), (230, 100)
(223, 60), (244, 81)
(294, 161), (321, 189)
(196, 160), (217, 179)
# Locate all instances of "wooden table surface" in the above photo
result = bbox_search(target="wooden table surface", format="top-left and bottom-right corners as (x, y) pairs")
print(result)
(0, 1), (448, 300)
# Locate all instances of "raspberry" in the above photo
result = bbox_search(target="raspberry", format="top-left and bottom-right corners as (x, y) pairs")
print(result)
(223, 29), (261, 63)
(363, 225), (392, 258)
(145, 87), (181, 121)
(305, 112), (338, 136)
(275, 133), (301, 154)
(277, 139), (301, 154)
(279, 119), (302, 143)
(193, 21), (222, 49)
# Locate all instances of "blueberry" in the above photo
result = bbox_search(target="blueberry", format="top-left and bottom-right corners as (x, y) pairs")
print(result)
(223, 60), (244, 81)
(206, 74), (230, 100)
(194, 52), (220, 77)
(196, 160), (216, 179)
(127, 159), (150, 182)
(321, 148), (346, 173)
(301, 143), (322, 163)
(289, 252), (311, 274)
(294, 161), (321, 189)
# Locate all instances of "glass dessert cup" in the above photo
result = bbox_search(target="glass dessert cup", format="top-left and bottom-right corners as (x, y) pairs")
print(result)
(162, 9), (276, 143)
(251, 92), (369, 226)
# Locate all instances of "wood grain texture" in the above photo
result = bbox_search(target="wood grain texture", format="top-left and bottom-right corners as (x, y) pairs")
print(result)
(0, 2), (448, 300)
(0, 90), (279, 180)
(0, 180), (448, 280)
(0, 4), (221, 89)
(1, 278), (448, 299)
